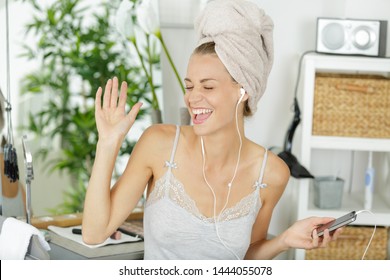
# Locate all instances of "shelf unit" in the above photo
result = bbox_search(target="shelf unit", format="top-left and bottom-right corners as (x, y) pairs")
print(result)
(295, 53), (390, 260)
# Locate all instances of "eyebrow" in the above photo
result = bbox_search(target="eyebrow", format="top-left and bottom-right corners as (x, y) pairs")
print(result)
(184, 78), (217, 83)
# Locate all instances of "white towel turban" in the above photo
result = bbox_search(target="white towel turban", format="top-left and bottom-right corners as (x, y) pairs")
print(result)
(195, 0), (274, 114)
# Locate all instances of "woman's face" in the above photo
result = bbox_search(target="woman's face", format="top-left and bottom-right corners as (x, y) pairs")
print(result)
(184, 53), (246, 135)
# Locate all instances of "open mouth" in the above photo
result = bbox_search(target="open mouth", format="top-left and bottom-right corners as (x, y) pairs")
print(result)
(192, 108), (213, 124)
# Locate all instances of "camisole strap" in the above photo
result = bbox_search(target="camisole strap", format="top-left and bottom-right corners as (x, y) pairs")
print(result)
(254, 148), (268, 189)
(164, 125), (180, 172)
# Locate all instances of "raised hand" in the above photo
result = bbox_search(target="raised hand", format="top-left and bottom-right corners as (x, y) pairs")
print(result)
(95, 77), (142, 141)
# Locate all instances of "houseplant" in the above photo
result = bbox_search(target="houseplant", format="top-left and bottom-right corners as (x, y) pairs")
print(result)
(115, 0), (186, 123)
(18, 0), (151, 213)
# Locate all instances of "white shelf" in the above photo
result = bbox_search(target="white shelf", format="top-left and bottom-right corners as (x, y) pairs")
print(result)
(310, 136), (390, 152)
(303, 53), (390, 74)
(307, 190), (390, 227)
(295, 53), (390, 260)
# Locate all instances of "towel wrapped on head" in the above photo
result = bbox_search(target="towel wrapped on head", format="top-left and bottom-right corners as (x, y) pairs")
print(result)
(195, 0), (274, 114)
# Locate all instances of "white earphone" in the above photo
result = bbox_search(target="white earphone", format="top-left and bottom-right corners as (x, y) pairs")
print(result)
(238, 88), (245, 104)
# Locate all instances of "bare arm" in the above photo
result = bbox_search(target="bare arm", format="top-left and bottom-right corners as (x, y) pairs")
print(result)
(245, 153), (342, 259)
(244, 152), (289, 259)
(246, 216), (342, 259)
(82, 77), (144, 244)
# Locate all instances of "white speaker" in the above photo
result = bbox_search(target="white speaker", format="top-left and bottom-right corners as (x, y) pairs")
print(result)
(316, 18), (387, 57)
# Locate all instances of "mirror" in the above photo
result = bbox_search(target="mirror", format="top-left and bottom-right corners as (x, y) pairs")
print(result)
(0, 154), (26, 218)
(0, 87), (26, 218)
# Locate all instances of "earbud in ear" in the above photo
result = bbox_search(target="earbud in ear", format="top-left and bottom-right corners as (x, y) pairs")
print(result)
(238, 88), (245, 103)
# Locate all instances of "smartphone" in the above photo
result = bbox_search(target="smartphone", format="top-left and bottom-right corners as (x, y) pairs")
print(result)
(316, 211), (357, 237)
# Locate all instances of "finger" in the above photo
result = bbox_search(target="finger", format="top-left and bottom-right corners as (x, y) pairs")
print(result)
(126, 102), (143, 125)
(111, 77), (119, 108)
(118, 81), (128, 109)
(95, 87), (102, 112)
(311, 228), (319, 248)
(331, 227), (343, 241)
(320, 229), (331, 248)
(103, 79), (112, 109)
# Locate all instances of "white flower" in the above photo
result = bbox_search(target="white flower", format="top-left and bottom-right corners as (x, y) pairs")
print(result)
(136, 0), (160, 35)
(115, 0), (135, 40)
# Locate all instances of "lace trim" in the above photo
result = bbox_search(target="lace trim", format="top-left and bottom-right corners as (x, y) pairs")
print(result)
(146, 172), (261, 223)
(217, 190), (259, 222)
(145, 173), (169, 207)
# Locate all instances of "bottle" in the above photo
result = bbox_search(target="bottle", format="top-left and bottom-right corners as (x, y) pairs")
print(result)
(364, 151), (374, 210)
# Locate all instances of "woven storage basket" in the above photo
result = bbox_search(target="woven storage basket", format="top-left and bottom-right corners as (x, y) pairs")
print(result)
(312, 73), (390, 138)
(305, 226), (388, 260)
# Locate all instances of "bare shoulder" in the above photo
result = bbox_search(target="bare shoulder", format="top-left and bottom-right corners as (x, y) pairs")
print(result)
(257, 147), (290, 206)
(130, 124), (179, 165)
(138, 124), (178, 147)
(246, 141), (290, 187)
(265, 150), (291, 189)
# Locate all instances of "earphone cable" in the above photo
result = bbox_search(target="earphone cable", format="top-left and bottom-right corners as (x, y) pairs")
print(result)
(201, 137), (239, 259)
(355, 209), (377, 260)
(200, 94), (243, 260)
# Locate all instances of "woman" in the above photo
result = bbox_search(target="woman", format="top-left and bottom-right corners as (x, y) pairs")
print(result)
(82, 0), (340, 259)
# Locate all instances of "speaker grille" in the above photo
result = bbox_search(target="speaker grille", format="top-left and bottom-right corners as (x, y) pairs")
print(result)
(316, 18), (387, 57)
(322, 23), (345, 50)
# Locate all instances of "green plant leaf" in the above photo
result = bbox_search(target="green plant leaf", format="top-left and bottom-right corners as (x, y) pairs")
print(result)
(18, 0), (158, 214)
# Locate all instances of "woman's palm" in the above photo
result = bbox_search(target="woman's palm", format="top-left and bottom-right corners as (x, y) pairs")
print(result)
(95, 77), (142, 140)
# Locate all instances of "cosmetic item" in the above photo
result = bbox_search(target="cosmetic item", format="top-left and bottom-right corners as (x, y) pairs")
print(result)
(364, 151), (375, 210)
(117, 227), (143, 240)
(72, 228), (122, 240)
(72, 228), (82, 235)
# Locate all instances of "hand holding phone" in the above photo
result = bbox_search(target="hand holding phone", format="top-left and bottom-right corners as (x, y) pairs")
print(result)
(316, 211), (357, 237)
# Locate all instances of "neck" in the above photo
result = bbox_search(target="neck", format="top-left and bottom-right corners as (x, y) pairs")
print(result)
(200, 123), (244, 170)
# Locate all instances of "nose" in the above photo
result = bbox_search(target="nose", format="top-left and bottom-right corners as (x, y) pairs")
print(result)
(185, 87), (203, 105)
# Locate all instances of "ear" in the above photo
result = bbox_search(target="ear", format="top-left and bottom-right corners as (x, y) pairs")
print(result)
(238, 88), (249, 103)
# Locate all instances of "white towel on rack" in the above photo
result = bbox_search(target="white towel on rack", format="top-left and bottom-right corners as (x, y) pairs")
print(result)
(0, 217), (50, 259)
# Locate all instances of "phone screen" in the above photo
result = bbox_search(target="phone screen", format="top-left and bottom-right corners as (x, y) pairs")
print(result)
(316, 211), (357, 237)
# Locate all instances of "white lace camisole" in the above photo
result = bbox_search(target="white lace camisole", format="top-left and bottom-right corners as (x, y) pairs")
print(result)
(143, 125), (268, 259)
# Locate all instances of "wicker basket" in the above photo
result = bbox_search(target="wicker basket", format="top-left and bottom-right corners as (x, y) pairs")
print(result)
(312, 73), (390, 138)
(305, 226), (388, 260)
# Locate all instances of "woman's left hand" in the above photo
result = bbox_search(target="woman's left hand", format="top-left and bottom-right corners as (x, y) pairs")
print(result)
(281, 216), (343, 250)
